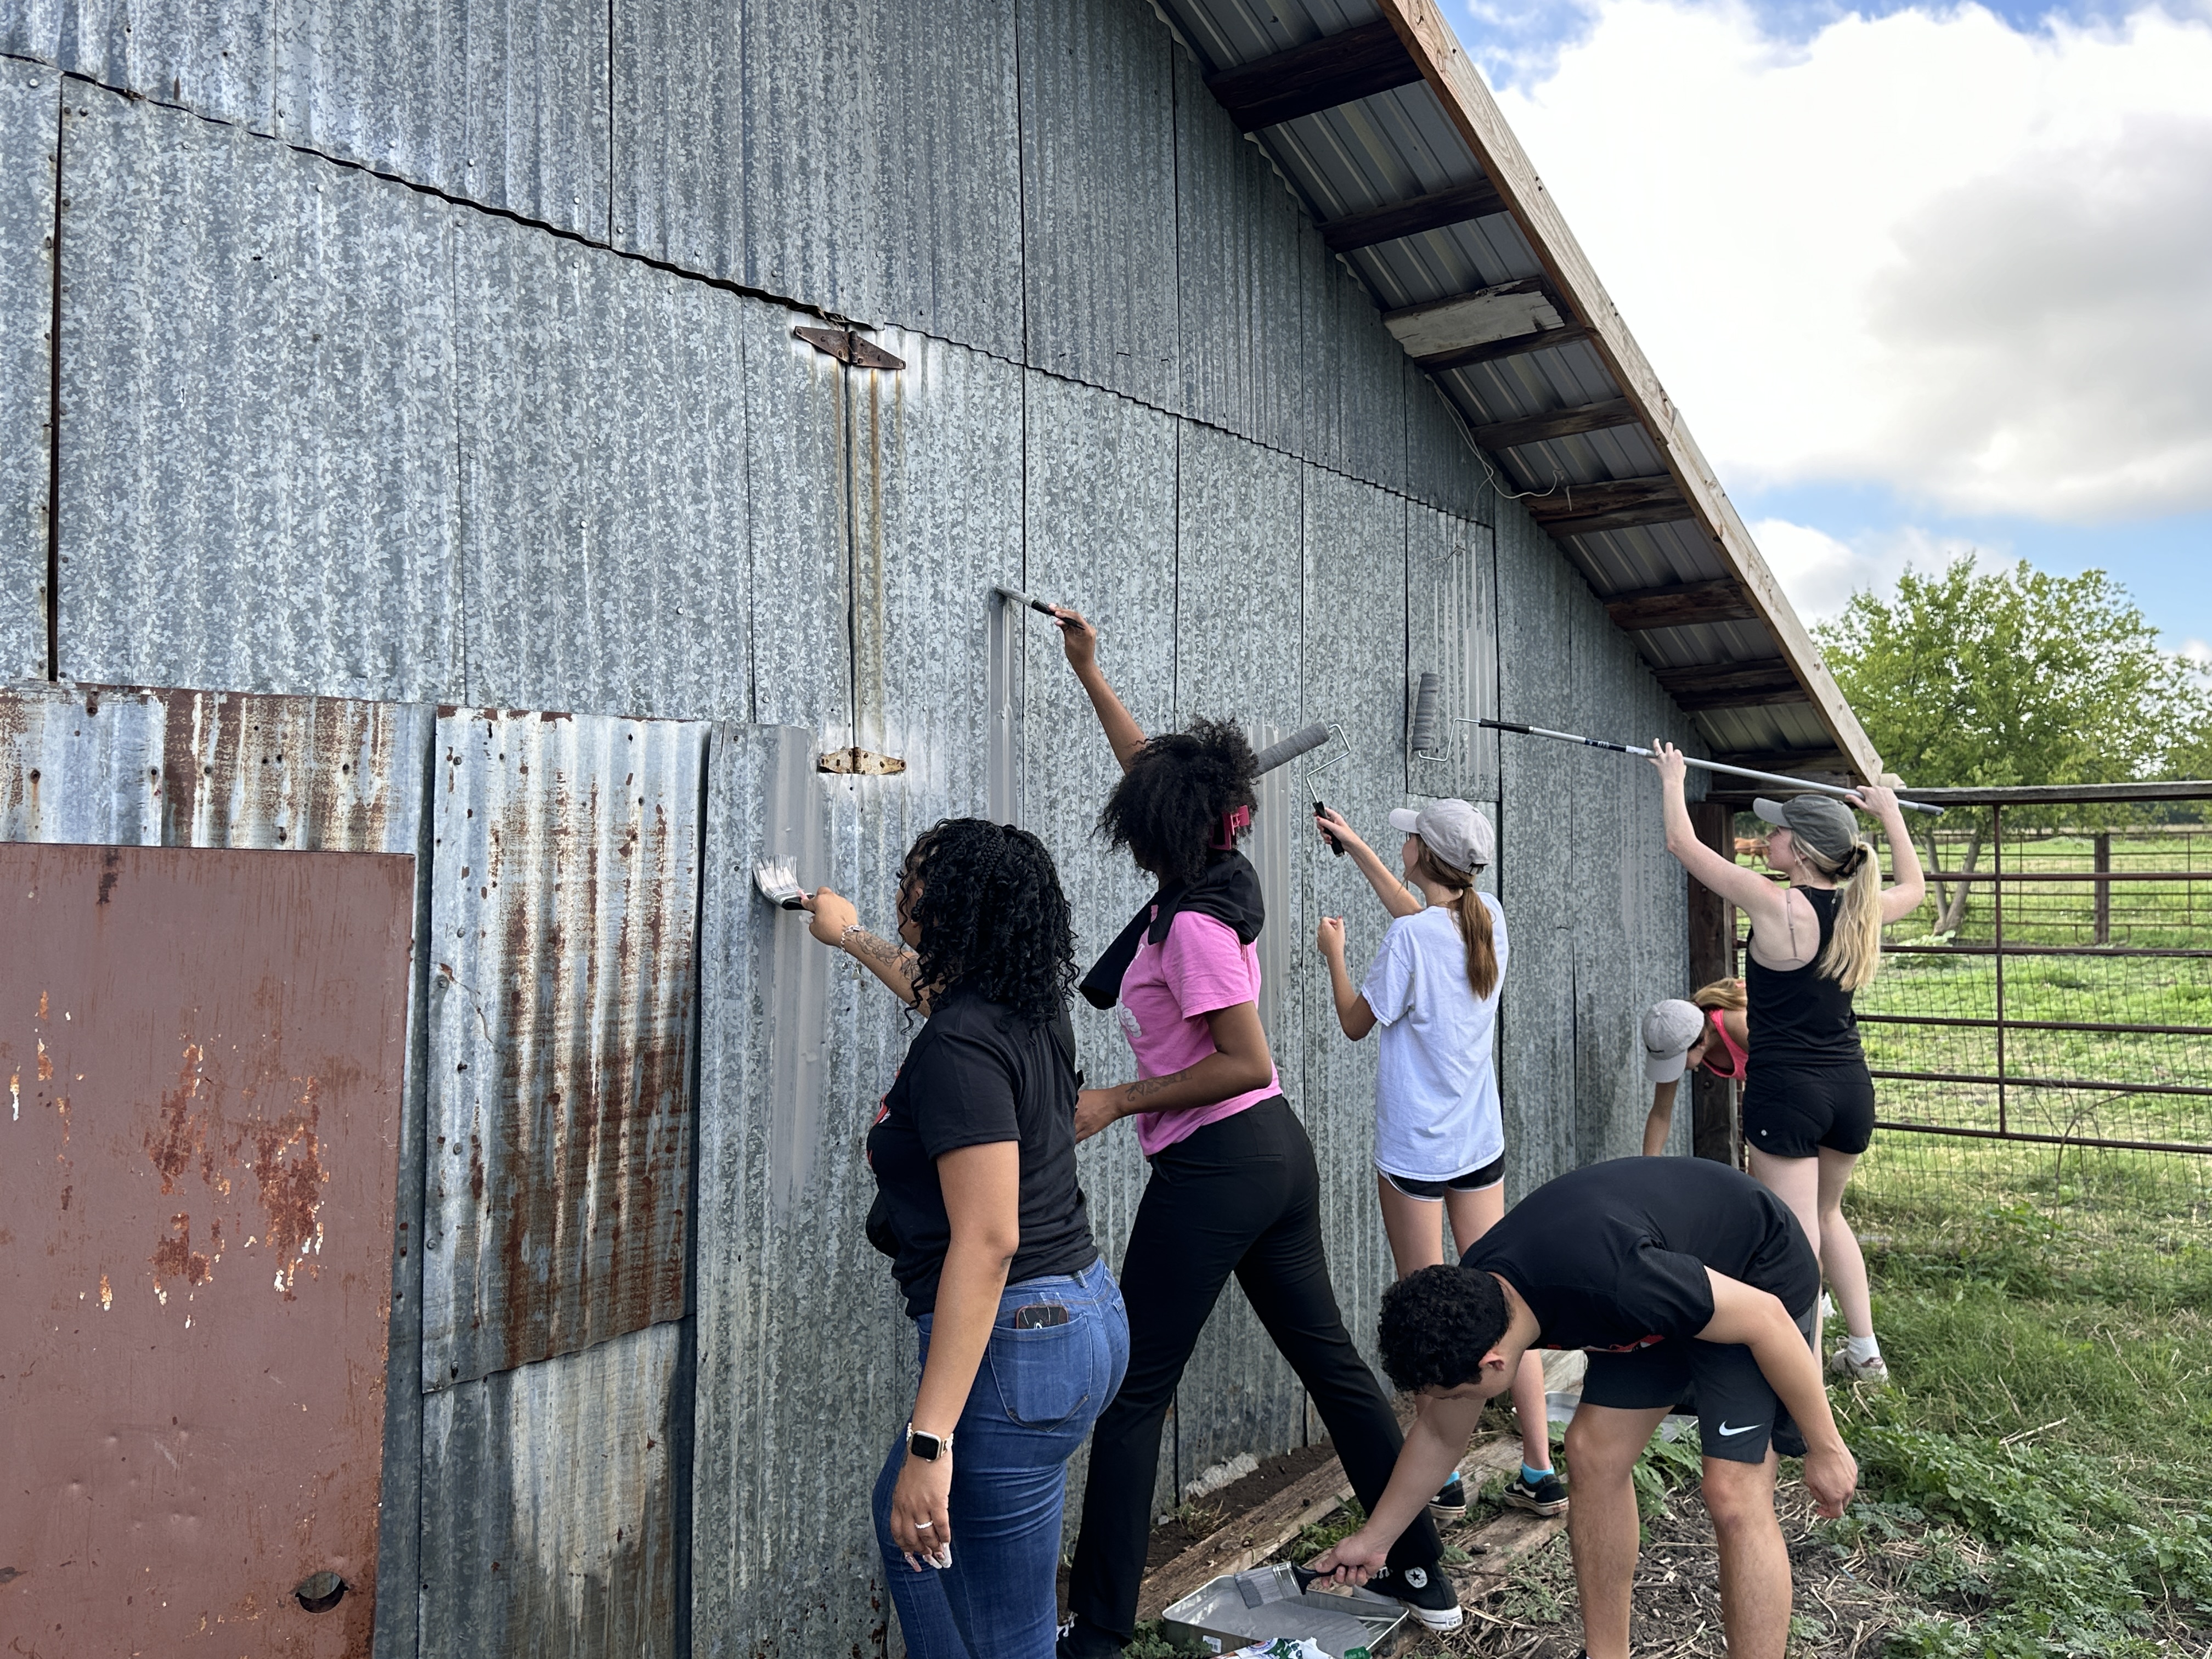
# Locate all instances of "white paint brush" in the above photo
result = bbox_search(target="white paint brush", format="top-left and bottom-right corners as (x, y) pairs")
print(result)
(753, 859), (808, 910)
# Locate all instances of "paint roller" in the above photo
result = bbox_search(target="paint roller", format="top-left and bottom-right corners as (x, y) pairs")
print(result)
(1480, 720), (1946, 816)
(1409, 670), (1444, 757)
(1254, 721), (1358, 858)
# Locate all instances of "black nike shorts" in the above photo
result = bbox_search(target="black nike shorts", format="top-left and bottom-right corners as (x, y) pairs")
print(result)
(1577, 1303), (1818, 1464)
(1742, 1063), (1876, 1158)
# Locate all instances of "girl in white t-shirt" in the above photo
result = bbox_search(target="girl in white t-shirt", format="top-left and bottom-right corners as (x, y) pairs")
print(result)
(1313, 799), (1563, 1520)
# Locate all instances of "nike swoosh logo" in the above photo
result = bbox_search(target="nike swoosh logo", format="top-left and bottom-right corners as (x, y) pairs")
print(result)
(1716, 1421), (1762, 1437)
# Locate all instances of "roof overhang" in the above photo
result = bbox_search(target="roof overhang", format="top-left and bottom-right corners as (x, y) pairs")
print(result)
(1160, 0), (1884, 784)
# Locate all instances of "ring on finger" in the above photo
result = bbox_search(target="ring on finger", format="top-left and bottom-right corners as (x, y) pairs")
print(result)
(916, 1521), (934, 1531)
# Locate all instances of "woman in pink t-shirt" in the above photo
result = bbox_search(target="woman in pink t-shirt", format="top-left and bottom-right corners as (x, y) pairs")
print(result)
(1051, 610), (1460, 1658)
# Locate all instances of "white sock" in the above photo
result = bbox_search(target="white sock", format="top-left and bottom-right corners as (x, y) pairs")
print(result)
(1846, 1333), (1882, 1364)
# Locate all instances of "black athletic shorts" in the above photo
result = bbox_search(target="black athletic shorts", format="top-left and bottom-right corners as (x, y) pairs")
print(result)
(1378, 1151), (1506, 1200)
(1742, 1063), (1876, 1159)
(1578, 1303), (1817, 1464)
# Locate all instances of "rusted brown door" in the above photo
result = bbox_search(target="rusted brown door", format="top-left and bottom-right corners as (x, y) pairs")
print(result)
(1, 843), (414, 1657)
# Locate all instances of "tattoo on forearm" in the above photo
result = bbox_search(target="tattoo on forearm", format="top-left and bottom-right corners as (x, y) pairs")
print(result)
(844, 928), (919, 988)
(1123, 1067), (1195, 1103)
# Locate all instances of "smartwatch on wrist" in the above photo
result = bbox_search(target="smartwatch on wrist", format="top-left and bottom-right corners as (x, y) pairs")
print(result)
(905, 1422), (952, 1462)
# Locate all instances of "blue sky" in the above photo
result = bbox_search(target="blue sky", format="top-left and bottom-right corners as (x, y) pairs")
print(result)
(1452, 0), (2212, 655)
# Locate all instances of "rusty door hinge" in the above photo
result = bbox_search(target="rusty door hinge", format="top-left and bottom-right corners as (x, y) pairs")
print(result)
(817, 747), (907, 776)
(793, 326), (905, 370)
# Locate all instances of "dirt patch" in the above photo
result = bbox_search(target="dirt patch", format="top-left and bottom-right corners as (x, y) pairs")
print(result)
(1423, 1484), (1904, 1658)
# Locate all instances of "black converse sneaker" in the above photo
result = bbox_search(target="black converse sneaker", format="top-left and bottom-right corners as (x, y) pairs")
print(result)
(1428, 1472), (1468, 1522)
(1362, 1562), (1463, 1631)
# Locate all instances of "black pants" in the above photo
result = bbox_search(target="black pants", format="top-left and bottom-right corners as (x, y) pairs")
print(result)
(1067, 1097), (1442, 1642)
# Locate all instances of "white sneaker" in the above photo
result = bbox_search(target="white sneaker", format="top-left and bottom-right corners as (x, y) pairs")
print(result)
(1828, 1347), (1890, 1385)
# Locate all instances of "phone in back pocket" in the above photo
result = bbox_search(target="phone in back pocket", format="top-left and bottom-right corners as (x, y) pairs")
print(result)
(1011, 1302), (1070, 1330)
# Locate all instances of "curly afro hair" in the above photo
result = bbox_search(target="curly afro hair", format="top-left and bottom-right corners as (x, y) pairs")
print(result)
(900, 818), (1077, 1027)
(1097, 716), (1259, 886)
(1376, 1263), (1510, 1393)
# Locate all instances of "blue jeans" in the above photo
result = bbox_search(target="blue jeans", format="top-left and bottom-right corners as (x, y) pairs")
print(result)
(875, 1255), (1129, 1659)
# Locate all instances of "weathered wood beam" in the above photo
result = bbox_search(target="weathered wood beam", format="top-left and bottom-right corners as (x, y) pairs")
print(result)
(1204, 19), (1422, 132)
(1384, 278), (1565, 358)
(1655, 656), (1808, 710)
(1470, 397), (1639, 452)
(1544, 503), (1700, 539)
(1527, 474), (1680, 523)
(1414, 323), (1594, 373)
(1321, 176), (1508, 251)
(1602, 578), (1759, 631)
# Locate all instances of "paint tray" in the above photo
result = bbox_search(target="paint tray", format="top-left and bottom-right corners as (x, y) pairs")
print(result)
(1159, 1573), (1407, 1658)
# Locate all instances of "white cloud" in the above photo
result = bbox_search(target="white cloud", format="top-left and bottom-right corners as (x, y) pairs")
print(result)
(2184, 638), (2212, 665)
(1481, 2), (2212, 522)
(1750, 517), (1995, 619)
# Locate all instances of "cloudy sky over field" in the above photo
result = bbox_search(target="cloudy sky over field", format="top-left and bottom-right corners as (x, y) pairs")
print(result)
(1449, 0), (2212, 655)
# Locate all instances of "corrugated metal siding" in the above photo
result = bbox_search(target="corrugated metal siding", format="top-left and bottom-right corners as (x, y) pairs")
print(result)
(420, 1321), (682, 1659)
(1301, 224), (1406, 494)
(273, 0), (612, 241)
(1175, 422), (1302, 728)
(1297, 466), (1406, 1374)
(746, 324), (853, 738)
(1, 0), (59, 62)
(1408, 504), (1498, 802)
(0, 59), (53, 680)
(617, 0), (1023, 361)
(58, 0), (275, 129)
(690, 724), (905, 1659)
(58, 87), (462, 701)
(1404, 362), (1490, 525)
(1172, 47), (1303, 456)
(421, 708), (702, 1389)
(1018, 370), (1181, 1523)
(1020, 0), (1181, 408)
(454, 221), (752, 720)
(1493, 495), (1578, 1198)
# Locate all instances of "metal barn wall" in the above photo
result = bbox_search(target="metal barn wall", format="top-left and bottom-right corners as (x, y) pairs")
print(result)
(2, 0), (1708, 1652)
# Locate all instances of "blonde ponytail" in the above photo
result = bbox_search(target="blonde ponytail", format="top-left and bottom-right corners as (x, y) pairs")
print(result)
(1415, 847), (1499, 1000)
(1809, 839), (1883, 991)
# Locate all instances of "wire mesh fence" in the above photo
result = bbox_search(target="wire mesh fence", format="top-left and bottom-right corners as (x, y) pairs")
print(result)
(1735, 788), (2212, 1236)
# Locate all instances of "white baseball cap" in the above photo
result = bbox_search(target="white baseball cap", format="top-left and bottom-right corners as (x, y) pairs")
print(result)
(1642, 998), (1706, 1084)
(1387, 799), (1495, 874)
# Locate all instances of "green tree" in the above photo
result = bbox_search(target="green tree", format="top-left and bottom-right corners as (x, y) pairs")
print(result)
(1816, 557), (2208, 930)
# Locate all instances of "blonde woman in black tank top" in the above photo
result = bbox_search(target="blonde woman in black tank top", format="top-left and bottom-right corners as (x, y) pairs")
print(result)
(1649, 743), (1925, 1384)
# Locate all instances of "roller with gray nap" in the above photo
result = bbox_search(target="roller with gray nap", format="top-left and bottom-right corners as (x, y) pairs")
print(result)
(1408, 671), (1443, 755)
(1252, 721), (1330, 776)
(1479, 720), (1946, 816)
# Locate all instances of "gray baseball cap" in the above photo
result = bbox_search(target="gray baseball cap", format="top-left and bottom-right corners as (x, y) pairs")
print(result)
(1388, 798), (1495, 874)
(1642, 998), (1706, 1084)
(1753, 794), (1859, 862)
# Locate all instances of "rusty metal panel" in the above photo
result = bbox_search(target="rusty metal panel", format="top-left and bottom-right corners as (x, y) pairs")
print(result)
(1018, 370), (1181, 1522)
(421, 708), (703, 1389)
(0, 59), (54, 680)
(1173, 46), (1303, 456)
(454, 221), (752, 721)
(1297, 467), (1407, 1375)
(1019, 0), (1181, 408)
(691, 723), (907, 1659)
(616, 0), (1024, 361)
(57, 0), (276, 129)
(59, 87), (462, 702)
(274, 0), (610, 240)
(419, 1321), (681, 1659)
(0, 682), (433, 853)
(0, 840), (414, 1655)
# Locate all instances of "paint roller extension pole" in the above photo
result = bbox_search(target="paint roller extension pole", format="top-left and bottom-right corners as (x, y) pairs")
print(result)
(1479, 720), (1946, 816)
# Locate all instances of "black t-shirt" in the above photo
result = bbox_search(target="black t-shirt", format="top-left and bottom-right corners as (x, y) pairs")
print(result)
(867, 991), (1098, 1318)
(1462, 1158), (1818, 1351)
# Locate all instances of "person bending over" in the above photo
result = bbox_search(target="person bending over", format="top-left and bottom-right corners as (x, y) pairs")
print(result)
(1052, 607), (1458, 1656)
(1311, 798), (1561, 1520)
(803, 820), (1130, 1659)
(1312, 1158), (1858, 1659)
(1640, 979), (1748, 1158)
(1651, 748), (1925, 1383)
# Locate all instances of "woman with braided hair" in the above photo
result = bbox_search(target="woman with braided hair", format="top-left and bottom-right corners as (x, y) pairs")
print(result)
(803, 818), (1129, 1659)
(1649, 744), (1925, 1385)
(1048, 608), (1460, 1658)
